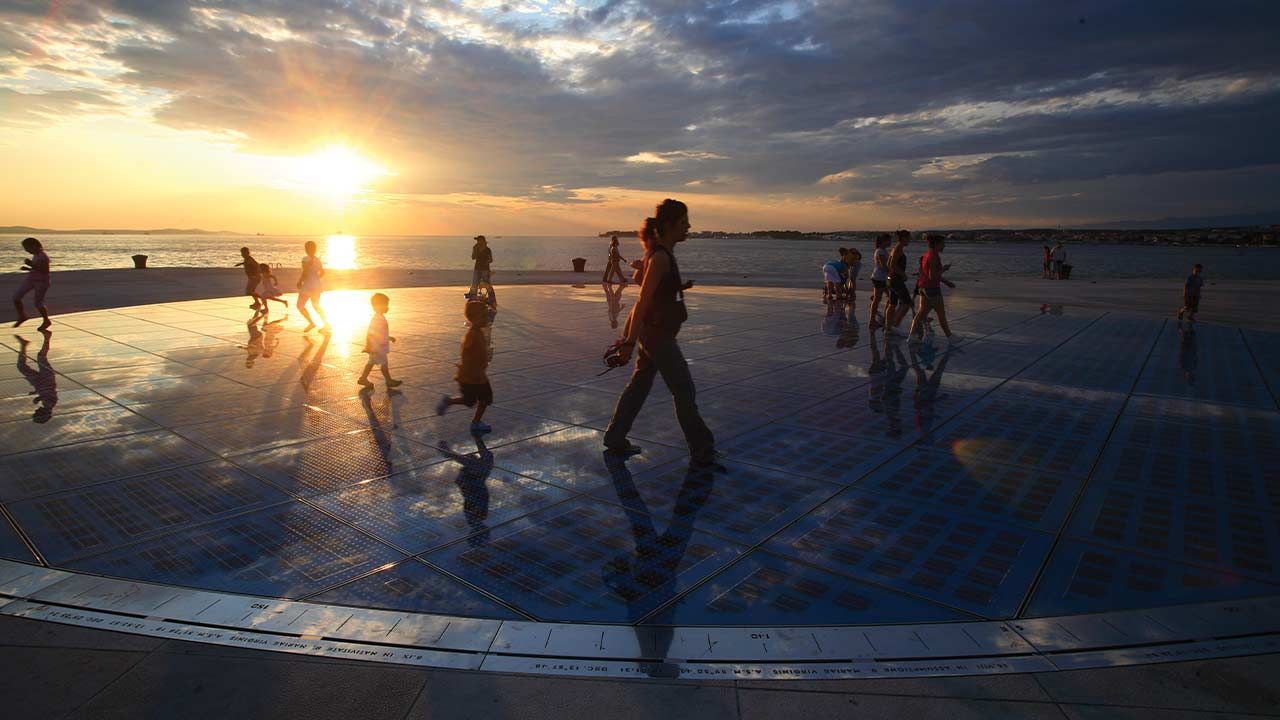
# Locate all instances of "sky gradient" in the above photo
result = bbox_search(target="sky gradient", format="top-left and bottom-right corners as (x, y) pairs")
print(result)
(2, 0), (1278, 234)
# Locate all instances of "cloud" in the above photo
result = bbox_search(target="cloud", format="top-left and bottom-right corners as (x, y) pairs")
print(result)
(2, 0), (1279, 222)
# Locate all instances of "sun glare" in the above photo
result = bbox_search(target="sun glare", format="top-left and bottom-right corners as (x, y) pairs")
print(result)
(288, 145), (389, 200)
(325, 233), (358, 270)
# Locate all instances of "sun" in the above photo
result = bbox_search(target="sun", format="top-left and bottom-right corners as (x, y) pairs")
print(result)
(291, 145), (389, 200)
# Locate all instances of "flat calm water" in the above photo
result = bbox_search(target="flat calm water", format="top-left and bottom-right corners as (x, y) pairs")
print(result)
(5, 233), (1278, 281)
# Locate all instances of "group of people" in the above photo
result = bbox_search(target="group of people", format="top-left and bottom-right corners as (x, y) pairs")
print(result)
(1041, 241), (1068, 279)
(821, 247), (864, 301)
(9, 219), (1212, 461)
(235, 242), (330, 332)
(860, 230), (956, 342)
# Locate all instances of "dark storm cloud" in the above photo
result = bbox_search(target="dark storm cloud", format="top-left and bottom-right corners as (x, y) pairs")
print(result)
(5, 0), (1280, 219)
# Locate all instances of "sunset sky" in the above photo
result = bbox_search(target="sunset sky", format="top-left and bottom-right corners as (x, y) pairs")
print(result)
(1, 1), (1278, 234)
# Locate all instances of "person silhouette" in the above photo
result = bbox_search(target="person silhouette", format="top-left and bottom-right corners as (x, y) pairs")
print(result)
(15, 329), (56, 423)
(603, 199), (717, 468)
(603, 235), (628, 285)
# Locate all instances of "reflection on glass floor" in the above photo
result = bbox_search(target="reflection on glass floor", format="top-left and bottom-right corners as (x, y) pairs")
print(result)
(0, 285), (1277, 627)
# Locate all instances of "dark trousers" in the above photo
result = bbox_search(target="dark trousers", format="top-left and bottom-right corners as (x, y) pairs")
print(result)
(604, 335), (714, 456)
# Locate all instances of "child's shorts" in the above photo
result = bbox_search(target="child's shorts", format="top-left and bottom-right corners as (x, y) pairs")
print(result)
(872, 279), (887, 290)
(366, 351), (389, 366)
(458, 382), (493, 406)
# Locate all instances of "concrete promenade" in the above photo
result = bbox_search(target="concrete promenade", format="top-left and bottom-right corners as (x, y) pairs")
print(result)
(5, 615), (1280, 719)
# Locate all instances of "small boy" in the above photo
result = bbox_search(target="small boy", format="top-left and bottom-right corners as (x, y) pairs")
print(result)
(435, 300), (493, 434)
(358, 293), (402, 392)
(235, 247), (261, 310)
(1177, 264), (1204, 323)
(13, 237), (52, 329)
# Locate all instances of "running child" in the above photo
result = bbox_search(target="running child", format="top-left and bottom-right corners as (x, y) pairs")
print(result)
(869, 233), (890, 328)
(256, 263), (288, 312)
(358, 293), (402, 392)
(235, 247), (262, 310)
(1177, 264), (1204, 324)
(296, 240), (331, 334)
(13, 237), (52, 329)
(435, 300), (493, 434)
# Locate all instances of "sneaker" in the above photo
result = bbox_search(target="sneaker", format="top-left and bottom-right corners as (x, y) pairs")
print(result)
(435, 394), (450, 416)
(604, 442), (643, 457)
(470, 421), (492, 434)
(386, 379), (403, 388)
(357, 378), (374, 388)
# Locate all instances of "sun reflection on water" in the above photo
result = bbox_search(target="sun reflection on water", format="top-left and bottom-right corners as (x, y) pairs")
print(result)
(325, 234), (358, 270)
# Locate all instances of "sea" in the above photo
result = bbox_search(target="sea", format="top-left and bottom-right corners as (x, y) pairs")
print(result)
(4, 233), (1277, 281)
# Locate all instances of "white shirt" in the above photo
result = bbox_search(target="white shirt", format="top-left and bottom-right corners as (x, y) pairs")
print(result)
(366, 314), (390, 355)
(300, 255), (324, 292)
(871, 247), (889, 281)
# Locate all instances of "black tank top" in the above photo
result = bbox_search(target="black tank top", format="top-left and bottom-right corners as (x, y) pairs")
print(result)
(890, 248), (908, 280)
(644, 245), (688, 336)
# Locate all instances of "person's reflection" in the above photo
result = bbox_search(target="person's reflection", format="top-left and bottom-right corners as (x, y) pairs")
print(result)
(15, 329), (56, 423)
(881, 333), (909, 439)
(909, 337), (953, 437)
(438, 437), (493, 547)
(244, 315), (264, 368)
(602, 282), (627, 330)
(604, 456), (715, 677)
(837, 301), (860, 349)
(867, 328), (887, 418)
(821, 298), (844, 337)
(297, 329), (331, 390)
(1178, 324), (1197, 386)
(262, 316), (285, 358)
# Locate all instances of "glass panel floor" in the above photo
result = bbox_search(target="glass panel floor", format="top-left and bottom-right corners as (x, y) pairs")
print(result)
(2, 285), (1277, 628)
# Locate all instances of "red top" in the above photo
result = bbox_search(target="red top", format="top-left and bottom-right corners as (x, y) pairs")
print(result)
(920, 249), (942, 289)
